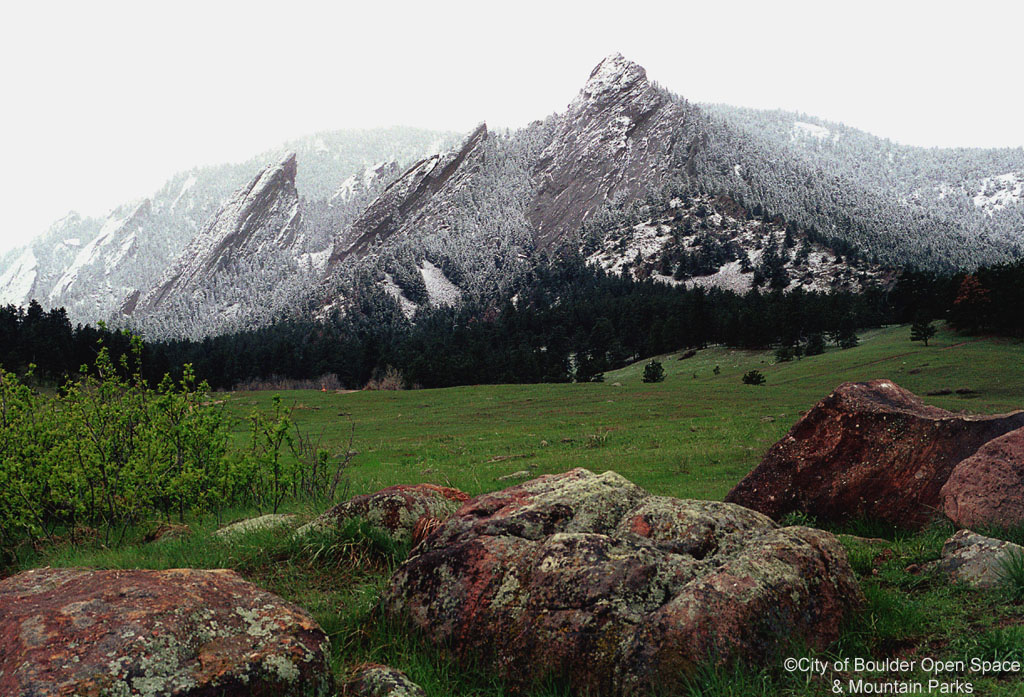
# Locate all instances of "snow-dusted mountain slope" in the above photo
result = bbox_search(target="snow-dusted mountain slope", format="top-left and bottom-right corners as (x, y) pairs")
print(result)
(0, 128), (455, 318)
(3, 55), (1021, 340)
(584, 193), (890, 294)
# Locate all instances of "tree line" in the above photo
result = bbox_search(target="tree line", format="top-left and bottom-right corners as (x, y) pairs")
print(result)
(2, 254), (1022, 392)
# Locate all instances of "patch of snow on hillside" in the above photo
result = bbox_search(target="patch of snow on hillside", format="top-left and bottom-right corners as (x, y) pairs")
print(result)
(382, 273), (417, 319)
(420, 260), (461, 306)
(791, 121), (830, 142)
(0, 248), (38, 306)
(973, 173), (1024, 215)
(587, 220), (672, 276)
(683, 260), (751, 293)
(63, 238), (81, 248)
(51, 211), (128, 297)
(300, 247), (332, 274)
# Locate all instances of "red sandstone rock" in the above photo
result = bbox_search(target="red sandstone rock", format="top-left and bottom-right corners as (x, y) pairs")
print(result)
(942, 426), (1024, 528)
(383, 468), (861, 696)
(725, 380), (1024, 528)
(297, 483), (469, 543)
(0, 567), (332, 697)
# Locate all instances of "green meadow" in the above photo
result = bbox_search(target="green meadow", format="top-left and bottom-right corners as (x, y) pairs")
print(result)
(24, 324), (1024, 696)
(221, 324), (1024, 502)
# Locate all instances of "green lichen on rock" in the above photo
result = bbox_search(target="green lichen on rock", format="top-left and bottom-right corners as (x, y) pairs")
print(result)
(0, 568), (334, 697)
(383, 468), (862, 697)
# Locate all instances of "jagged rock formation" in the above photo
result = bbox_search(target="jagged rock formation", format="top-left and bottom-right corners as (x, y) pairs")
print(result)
(0, 567), (333, 696)
(329, 124), (489, 264)
(132, 153), (302, 314)
(0, 128), (450, 327)
(383, 468), (862, 697)
(3, 54), (1022, 338)
(529, 53), (688, 248)
(726, 380), (1024, 528)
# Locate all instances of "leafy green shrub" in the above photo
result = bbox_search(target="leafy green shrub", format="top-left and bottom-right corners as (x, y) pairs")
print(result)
(642, 360), (666, 383)
(0, 332), (352, 561)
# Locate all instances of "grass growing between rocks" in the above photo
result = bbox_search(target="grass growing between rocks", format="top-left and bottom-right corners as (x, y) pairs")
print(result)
(14, 323), (1024, 696)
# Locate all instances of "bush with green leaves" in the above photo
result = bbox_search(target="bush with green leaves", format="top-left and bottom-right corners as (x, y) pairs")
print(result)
(0, 333), (351, 561)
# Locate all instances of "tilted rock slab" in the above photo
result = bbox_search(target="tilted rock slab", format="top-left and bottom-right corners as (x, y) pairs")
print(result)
(297, 483), (469, 545)
(937, 529), (1024, 589)
(382, 468), (861, 697)
(942, 426), (1024, 529)
(0, 567), (332, 697)
(725, 380), (1024, 528)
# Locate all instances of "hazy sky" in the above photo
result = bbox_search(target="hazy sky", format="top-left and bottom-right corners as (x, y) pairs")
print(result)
(2, 0), (1022, 254)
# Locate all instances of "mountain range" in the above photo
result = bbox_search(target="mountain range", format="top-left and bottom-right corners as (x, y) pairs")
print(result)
(2, 54), (1021, 339)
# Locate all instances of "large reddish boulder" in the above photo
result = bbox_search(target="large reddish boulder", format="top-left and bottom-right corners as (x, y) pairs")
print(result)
(297, 484), (469, 544)
(0, 567), (332, 697)
(942, 426), (1024, 528)
(382, 468), (861, 697)
(725, 380), (1024, 528)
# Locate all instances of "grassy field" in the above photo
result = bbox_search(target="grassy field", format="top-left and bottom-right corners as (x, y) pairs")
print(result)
(221, 323), (1024, 502)
(23, 324), (1024, 696)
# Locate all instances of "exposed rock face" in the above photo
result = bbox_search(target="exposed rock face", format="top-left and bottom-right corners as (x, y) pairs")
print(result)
(529, 53), (690, 248)
(942, 426), (1024, 528)
(725, 380), (1024, 528)
(936, 530), (1024, 589)
(297, 483), (469, 544)
(0, 567), (332, 696)
(329, 124), (489, 265)
(131, 152), (302, 315)
(382, 468), (861, 696)
(343, 664), (427, 697)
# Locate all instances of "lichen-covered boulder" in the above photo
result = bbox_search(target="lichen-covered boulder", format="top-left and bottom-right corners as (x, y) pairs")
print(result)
(214, 513), (298, 539)
(297, 484), (469, 544)
(942, 426), (1024, 529)
(0, 567), (332, 697)
(343, 664), (426, 697)
(726, 380), (1024, 528)
(382, 468), (861, 696)
(937, 529), (1024, 589)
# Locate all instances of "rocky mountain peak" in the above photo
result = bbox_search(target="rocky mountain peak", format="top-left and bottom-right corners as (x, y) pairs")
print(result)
(573, 52), (650, 106)
(529, 55), (687, 247)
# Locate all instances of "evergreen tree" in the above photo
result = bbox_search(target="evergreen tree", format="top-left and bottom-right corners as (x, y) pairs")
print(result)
(910, 316), (937, 346)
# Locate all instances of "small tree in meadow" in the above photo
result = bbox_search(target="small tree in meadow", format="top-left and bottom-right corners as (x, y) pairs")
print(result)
(742, 370), (766, 386)
(910, 316), (937, 346)
(642, 360), (666, 383)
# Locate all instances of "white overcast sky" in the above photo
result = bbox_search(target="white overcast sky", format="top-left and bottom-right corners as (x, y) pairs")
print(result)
(1, 0), (1022, 254)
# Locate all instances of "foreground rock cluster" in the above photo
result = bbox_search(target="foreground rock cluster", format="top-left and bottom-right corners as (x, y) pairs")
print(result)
(0, 568), (332, 696)
(7, 378), (1023, 696)
(382, 468), (862, 696)
(726, 379), (1024, 528)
